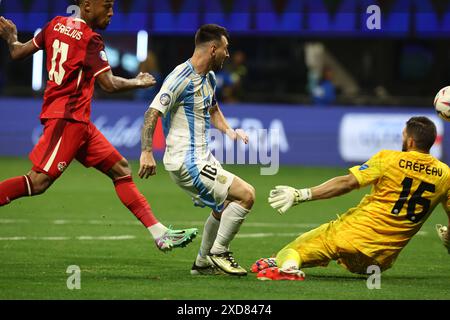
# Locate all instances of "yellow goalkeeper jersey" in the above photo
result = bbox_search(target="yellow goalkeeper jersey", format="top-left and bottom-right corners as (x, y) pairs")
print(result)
(342, 149), (450, 259)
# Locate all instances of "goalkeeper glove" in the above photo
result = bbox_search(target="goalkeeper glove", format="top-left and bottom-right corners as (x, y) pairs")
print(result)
(435, 224), (450, 253)
(268, 185), (312, 214)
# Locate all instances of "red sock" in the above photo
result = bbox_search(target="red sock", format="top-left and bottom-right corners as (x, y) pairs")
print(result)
(113, 175), (158, 228)
(0, 175), (33, 206)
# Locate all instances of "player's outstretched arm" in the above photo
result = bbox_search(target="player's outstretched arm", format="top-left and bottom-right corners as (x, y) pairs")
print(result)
(0, 17), (38, 60)
(310, 173), (360, 200)
(268, 174), (360, 214)
(138, 108), (162, 179)
(96, 70), (156, 93)
(209, 104), (249, 144)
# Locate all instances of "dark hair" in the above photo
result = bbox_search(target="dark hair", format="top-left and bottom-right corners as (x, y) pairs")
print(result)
(405, 116), (437, 152)
(195, 24), (229, 46)
(74, 0), (93, 5)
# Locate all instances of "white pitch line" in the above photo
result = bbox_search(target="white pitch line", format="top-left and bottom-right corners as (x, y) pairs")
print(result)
(40, 236), (70, 240)
(87, 220), (140, 226)
(0, 219), (437, 233)
(53, 220), (70, 225)
(0, 219), (432, 239)
(49, 219), (319, 228)
(0, 219), (30, 224)
(0, 230), (430, 242)
(236, 232), (301, 238)
(54, 220), (319, 228)
(0, 233), (296, 241)
(168, 221), (319, 228)
(0, 235), (136, 241)
(53, 219), (140, 225)
(77, 235), (135, 240)
(245, 222), (319, 228)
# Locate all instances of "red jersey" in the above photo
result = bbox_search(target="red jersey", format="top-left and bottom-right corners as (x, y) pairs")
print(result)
(33, 16), (111, 123)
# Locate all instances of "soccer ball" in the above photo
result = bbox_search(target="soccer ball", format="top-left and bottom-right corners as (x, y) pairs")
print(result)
(434, 86), (450, 121)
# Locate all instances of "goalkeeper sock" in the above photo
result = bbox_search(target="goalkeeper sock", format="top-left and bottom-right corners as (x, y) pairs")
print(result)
(0, 175), (33, 206)
(113, 175), (160, 234)
(196, 213), (221, 266)
(276, 248), (302, 270)
(210, 202), (249, 255)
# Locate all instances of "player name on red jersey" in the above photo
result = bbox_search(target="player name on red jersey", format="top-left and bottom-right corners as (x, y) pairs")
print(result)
(53, 22), (83, 40)
(33, 16), (111, 123)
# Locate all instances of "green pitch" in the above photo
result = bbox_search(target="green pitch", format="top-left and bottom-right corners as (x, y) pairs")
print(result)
(0, 157), (449, 300)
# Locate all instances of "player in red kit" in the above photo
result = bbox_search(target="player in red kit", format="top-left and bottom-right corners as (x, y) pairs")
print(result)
(0, 0), (198, 252)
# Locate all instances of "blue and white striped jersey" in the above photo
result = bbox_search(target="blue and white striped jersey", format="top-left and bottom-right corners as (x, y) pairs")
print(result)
(149, 60), (217, 171)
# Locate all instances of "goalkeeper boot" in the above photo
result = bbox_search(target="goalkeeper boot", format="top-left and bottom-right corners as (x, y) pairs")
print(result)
(155, 226), (198, 252)
(207, 252), (247, 276)
(257, 267), (305, 281)
(251, 258), (277, 273)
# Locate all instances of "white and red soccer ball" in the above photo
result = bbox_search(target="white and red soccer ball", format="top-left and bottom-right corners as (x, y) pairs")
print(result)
(434, 86), (450, 121)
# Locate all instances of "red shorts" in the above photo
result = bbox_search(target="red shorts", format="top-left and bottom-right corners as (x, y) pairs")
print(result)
(29, 119), (123, 179)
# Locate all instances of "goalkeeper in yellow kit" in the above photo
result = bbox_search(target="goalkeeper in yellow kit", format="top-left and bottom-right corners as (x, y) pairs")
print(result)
(254, 116), (450, 281)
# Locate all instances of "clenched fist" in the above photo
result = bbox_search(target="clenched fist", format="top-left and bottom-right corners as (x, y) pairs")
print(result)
(136, 72), (156, 89)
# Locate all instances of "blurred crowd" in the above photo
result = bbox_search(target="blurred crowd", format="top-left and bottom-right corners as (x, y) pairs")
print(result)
(134, 51), (163, 102)
(216, 50), (248, 103)
(0, 36), (445, 107)
(132, 49), (249, 105)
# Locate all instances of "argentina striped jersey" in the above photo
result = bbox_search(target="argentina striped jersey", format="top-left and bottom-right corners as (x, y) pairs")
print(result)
(149, 60), (217, 171)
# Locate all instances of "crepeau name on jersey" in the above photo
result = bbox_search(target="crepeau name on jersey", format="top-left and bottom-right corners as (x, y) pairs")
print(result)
(53, 23), (83, 40)
(399, 159), (443, 177)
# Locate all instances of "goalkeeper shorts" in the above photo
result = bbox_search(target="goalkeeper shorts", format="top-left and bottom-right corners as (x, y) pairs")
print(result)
(278, 219), (399, 274)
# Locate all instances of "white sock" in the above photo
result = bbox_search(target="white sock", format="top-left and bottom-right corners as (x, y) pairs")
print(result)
(281, 259), (299, 271)
(196, 213), (221, 266)
(147, 222), (168, 239)
(210, 202), (249, 255)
